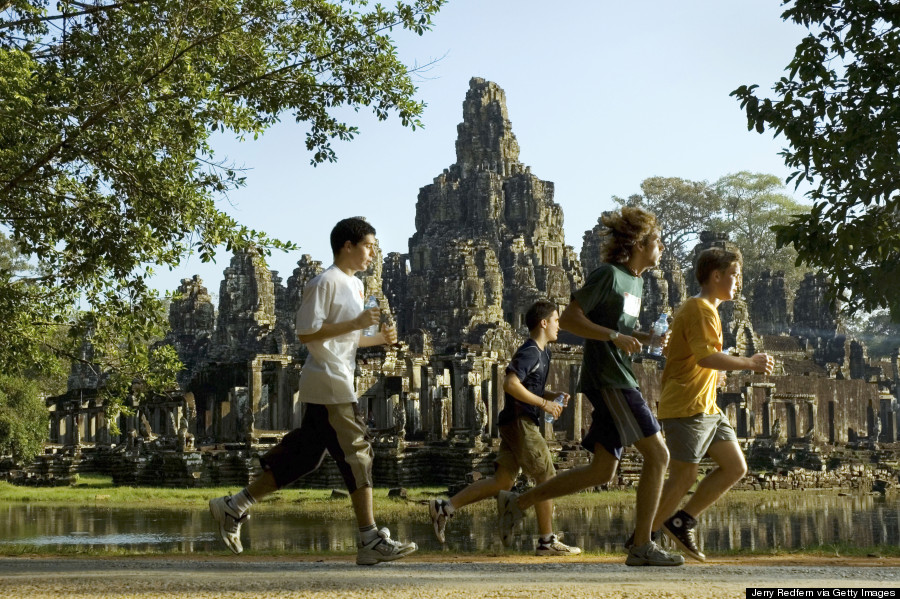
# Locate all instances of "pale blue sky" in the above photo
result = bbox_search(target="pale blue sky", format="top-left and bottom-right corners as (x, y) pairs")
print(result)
(153, 1), (809, 297)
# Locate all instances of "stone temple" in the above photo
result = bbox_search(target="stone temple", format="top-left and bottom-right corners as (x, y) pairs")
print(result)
(27, 78), (900, 492)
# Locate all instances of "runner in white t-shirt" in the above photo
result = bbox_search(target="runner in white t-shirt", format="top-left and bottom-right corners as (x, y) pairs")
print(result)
(208, 217), (417, 565)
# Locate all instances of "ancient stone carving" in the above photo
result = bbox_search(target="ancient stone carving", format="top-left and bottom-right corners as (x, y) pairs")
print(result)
(400, 77), (582, 348)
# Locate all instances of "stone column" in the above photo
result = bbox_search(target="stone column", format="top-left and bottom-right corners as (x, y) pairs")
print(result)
(250, 360), (263, 427)
(419, 365), (432, 437)
(490, 363), (501, 438)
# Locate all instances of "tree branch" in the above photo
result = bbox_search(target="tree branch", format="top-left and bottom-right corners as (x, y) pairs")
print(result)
(0, 0), (150, 32)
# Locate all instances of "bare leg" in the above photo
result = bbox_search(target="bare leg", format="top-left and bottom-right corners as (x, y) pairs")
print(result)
(632, 432), (669, 546)
(350, 485), (375, 528)
(532, 471), (557, 537)
(681, 440), (747, 518)
(246, 469), (278, 501)
(450, 469), (516, 510)
(519, 444), (618, 511)
(651, 460), (699, 531)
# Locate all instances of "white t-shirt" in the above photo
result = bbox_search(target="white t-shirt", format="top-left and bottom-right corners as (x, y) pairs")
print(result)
(296, 265), (363, 404)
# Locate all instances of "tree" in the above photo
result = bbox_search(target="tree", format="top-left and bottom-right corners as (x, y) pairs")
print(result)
(731, 0), (900, 319)
(0, 374), (49, 464)
(0, 0), (446, 413)
(714, 171), (811, 293)
(612, 174), (810, 293)
(844, 308), (900, 359)
(612, 176), (723, 270)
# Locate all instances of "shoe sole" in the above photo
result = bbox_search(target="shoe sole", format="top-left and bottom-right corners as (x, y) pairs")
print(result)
(356, 544), (417, 566)
(625, 555), (685, 567)
(662, 526), (706, 562)
(428, 501), (445, 544)
(535, 549), (582, 556)
(208, 498), (242, 555)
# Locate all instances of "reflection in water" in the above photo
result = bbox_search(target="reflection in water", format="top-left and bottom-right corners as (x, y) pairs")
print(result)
(1, 492), (897, 554)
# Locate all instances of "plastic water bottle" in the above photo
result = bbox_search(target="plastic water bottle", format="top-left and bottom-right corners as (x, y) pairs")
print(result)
(648, 313), (668, 356)
(544, 394), (566, 424)
(363, 295), (379, 336)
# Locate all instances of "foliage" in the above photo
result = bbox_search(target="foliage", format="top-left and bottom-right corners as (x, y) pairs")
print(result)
(0, 374), (49, 463)
(613, 176), (722, 270)
(732, 0), (900, 319)
(715, 171), (812, 293)
(843, 309), (900, 359)
(613, 173), (811, 293)
(0, 0), (445, 412)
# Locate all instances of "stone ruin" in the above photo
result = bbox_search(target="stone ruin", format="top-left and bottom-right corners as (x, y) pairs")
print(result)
(25, 77), (900, 493)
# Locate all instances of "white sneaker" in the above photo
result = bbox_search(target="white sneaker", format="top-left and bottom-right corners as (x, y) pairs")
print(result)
(497, 490), (524, 548)
(535, 534), (582, 556)
(356, 527), (417, 565)
(209, 496), (248, 554)
(428, 499), (452, 543)
(625, 540), (684, 567)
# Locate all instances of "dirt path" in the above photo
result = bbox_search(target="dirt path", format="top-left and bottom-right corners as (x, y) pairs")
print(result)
(2, 556), (899, 598)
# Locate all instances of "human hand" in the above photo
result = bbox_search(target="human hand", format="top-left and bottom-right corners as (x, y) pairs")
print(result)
(356, 307), (380, 331)
(543, 398), (563, 419)
(613, 333), (642, 355)
(749, 353), (774, 374)
(546, 392), (571, 407)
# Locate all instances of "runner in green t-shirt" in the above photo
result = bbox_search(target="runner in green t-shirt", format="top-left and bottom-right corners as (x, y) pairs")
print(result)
(497, 206), (683, 567)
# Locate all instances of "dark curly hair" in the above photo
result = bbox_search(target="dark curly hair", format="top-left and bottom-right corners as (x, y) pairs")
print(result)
(600, 206), (660, 264)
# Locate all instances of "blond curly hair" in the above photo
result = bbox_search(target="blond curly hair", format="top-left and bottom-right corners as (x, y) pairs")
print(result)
(600, 206), (660, 264)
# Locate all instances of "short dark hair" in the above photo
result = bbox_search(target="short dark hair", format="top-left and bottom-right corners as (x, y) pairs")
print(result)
(695, 247), (742, 285)
(525, 299), (558, 331)
(330, 217), (376, 255)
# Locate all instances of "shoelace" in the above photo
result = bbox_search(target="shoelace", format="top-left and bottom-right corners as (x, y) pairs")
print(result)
(224, 512), (248, 534)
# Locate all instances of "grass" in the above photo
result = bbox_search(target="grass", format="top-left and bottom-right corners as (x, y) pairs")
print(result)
(0, 474), (638, 516)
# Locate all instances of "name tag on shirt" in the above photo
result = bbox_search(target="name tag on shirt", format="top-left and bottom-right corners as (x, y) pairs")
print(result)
(623, 292), (641, 318)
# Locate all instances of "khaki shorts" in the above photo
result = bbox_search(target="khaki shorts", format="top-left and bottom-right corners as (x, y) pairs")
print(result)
(661, 412), (737, 464)
(495, 417), (556, 483)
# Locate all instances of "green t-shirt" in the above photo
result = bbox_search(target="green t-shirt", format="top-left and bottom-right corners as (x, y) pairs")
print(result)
(572, 262), (643, 390)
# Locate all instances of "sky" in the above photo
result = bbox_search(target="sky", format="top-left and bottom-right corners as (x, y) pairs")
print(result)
(151, 0), (810, 297)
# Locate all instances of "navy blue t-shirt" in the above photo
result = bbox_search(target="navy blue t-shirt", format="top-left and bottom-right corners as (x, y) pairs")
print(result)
(498, 339), (550, 427)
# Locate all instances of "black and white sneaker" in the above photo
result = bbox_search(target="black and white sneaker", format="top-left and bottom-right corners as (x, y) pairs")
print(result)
(663, 510), (705, 562)
(209, 495), (249, 555)
(535, 534), (581, 556)
(356, 527), (417, 565)
(428, 498), (453, 543)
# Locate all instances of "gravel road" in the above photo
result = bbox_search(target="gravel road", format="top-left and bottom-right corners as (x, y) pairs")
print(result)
(2, 556), (898, 598)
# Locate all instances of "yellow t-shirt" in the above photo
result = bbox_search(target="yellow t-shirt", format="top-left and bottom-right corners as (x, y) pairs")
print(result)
(658, 297), (722, 419)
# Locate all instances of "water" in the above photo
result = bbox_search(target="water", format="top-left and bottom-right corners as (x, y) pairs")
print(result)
(1, 491), (897, 553)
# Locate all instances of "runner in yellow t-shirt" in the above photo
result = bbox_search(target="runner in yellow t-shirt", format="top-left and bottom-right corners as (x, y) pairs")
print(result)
(652, 248), (774, 562)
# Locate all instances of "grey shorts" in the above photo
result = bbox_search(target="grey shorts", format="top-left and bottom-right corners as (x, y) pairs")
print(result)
(661, 412), (737, 464)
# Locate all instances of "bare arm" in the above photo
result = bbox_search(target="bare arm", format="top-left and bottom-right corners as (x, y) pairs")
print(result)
(503, 373), (562, 419)
(698, 352), (774, 374)
(357, 322), (398, 348)
(297, 307), (379, 344)
(559, 300), (642, 354)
